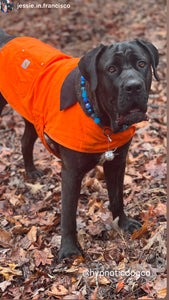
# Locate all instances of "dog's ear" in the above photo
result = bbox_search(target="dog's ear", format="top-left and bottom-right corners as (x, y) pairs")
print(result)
(134, 39), (160, 81)
(78, 44), (106, 91)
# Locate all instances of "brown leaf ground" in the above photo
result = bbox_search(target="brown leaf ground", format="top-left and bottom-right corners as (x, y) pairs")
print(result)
(0, 0), (167, 299)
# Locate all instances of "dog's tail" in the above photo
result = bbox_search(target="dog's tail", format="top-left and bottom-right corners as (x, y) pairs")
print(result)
(0, 28), (7, 36)
(0, 29), (15, 49)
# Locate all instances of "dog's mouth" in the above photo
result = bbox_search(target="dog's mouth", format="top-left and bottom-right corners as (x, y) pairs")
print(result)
(117, 108), (148, 127)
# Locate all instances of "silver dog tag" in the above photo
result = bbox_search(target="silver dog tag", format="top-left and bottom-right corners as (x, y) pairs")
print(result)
(104, 150), (115, 161)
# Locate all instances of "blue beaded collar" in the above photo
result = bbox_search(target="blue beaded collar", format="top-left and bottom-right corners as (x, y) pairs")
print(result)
(80, 76), (130, 133)
(81, 76), (103, 128)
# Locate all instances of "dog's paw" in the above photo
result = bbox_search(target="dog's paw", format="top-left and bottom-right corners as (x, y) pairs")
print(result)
(27, 169), (44, 179)
(58, 242), (82, 262)
(119, 215), (142, 234)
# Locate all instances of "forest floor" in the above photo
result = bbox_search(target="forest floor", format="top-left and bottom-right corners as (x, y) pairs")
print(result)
(0, 0), (167, 299)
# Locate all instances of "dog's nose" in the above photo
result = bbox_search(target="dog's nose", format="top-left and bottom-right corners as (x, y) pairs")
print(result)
(125, 80), (142, 93)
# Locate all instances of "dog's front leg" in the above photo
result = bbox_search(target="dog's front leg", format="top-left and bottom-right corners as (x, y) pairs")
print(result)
(58, 149), (88, 262)
(21, 119), (44, 178)
(103, 140), (142, 234)
(58, 147), (99, 261)
(58, 162), (83, 261)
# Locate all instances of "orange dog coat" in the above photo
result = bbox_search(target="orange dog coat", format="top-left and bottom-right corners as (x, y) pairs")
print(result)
(0, 37), (136, 154)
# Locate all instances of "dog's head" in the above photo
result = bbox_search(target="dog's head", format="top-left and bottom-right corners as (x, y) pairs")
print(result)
(78, 39), (159, 132)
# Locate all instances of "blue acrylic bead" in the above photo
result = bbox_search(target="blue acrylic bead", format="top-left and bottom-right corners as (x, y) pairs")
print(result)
(119, 125), (129, 132)
(123, 125), (129, 130)
(94, 117), (101, 124)
(82, 91), (87, 98)
(80, 75), (102, 127)
(85, 103), (91, 109)
(91, 113), (96, 119)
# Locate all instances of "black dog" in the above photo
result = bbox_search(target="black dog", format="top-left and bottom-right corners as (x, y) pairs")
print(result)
(0, 29), (159, 261)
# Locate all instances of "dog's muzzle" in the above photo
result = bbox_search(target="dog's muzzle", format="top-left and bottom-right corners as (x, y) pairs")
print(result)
(117, 79), (148, 127)
(118, 108), (149, 126)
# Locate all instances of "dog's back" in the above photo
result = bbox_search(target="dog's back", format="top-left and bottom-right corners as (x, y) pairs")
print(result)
(0, 28), (15, 50)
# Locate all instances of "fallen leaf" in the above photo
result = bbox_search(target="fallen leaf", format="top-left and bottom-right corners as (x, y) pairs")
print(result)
(26, 182), (45, 194)
(156, 288), (167, 299)
(0, 228), (12, 247)
(138, 297), (154, 300)
(124, 174), (133, 185)
(33, 248), (53, 267)
(10, 247), (28, 266)
(0, 162), (6, 172)
(132, 221), (148, 239)
(151, 276), (167, 295)
(143, 224), (166, 251)
(0, 264), (22, 281)
(90, 276), (110, 286)
(48, 284), (69, 296)
(154, 201), (167, 216)
(65, 267), (79, 273)
(71, 255), (85, 264)
(138, 282), (151, 294)
(90, 287), (98, 299)
(27, 226), (37, 242)
(63, 295), (80, 300)
(87, 222), (105, 236)
(11, 224), (29, 235)
(95, 166), (104, 180)
(145, 162), (166, 178)
(9, 195), (21, 207)
(0, 280), (11, 292)
(115, 280), (124, 293)
(99, 276), (110, 285)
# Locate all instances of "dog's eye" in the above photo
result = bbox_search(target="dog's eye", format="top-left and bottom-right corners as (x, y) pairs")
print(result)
(108, 66), (116, 73)
(138, 61), (146, 68)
